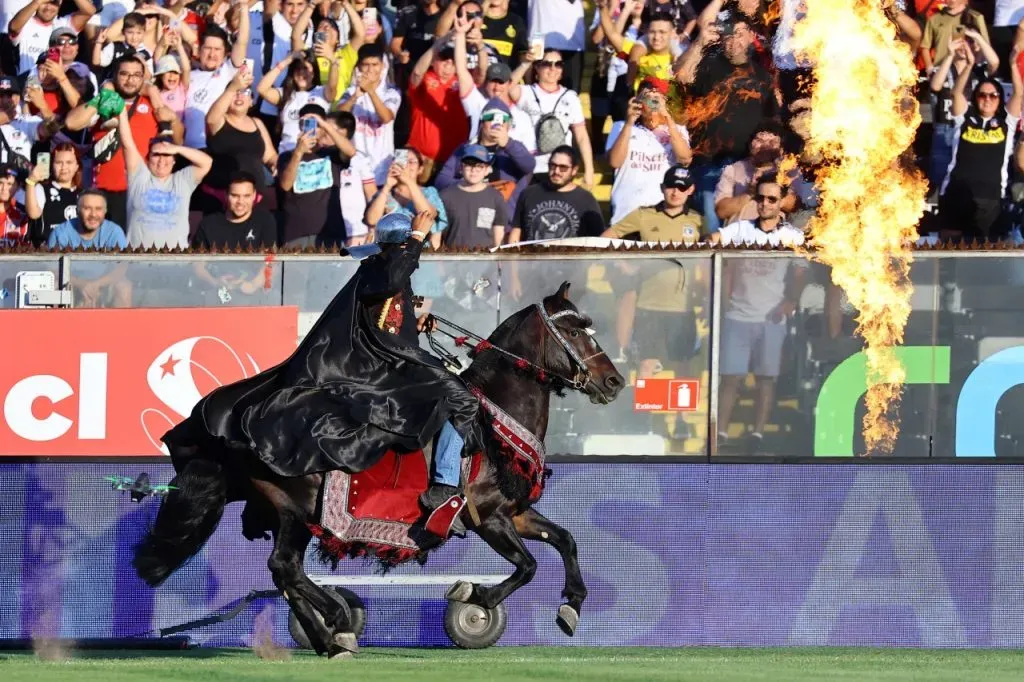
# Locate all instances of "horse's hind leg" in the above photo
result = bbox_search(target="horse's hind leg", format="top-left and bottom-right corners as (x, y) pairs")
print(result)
(513, 507), (586, 637)
(454, 512), (537, 610)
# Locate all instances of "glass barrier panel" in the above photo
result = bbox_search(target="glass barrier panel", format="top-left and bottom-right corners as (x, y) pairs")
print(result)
(714, 254), (944, 458)
(496, 255), (713, 458)
(67, 256), (283, 309)
(0, 258), (61, 309)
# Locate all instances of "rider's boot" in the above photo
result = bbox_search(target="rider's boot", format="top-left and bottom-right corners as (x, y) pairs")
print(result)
(421, 421), (467, 536)
(420, 484), (466, 536)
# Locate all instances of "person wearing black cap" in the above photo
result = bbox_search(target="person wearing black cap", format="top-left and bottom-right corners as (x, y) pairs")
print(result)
(278, 101), (359, 247)
(602, 163), (704, 243)
(458, 46), (535, 149)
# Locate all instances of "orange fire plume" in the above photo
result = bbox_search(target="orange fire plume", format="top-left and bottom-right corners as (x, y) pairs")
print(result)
(791, 0), (927, 454)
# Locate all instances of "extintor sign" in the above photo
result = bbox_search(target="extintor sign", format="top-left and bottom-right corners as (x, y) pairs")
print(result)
(633, 378), (700, 412)
(0, 307), (298, 457)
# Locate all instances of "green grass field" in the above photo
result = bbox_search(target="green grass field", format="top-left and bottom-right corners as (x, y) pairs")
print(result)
(3, 647), (1024, 681)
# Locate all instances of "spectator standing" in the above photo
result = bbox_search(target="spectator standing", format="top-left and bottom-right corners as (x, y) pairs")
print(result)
(46, 188), (128, 249)
(460, 59), (534, 150)
(330, 110), (376, 246)
(184, 17), (251, 151)
(480, 0), (528, 68)
(606, 80), (692, 223)
(714, 120), (811, 227)
(119, 108), (213, 249)
(406, 31), (471, 184)
(258, 0), (313, 122)
(713, 175), (808, 455)
(278, 102), (358, 247)
(527, 0), (585, 92)
(9, 0), (96, 77)
(151, 36), (191, 121)
(338, 43), (402, 185)
(0, 76), (48, 167)
(0, 165), (28, 247)
(25, 142), (82, 246)
(939, 47), (1023, 241)
(192, 172), (277, 249)
(436, 97), (535, 214)
(513, 48), (595, 187)
(290, 1), (366, 103)
(65, 56), (183, 229)
(509, 145), (603, 243)
(439, 144), (509, 248)
(928, 33), (999, 189)
(199, 67), (278, 217)
(257, 52), (331, 153)
(602, 164), (703, 244)
(364, 148), (448, 246)
(392, 0), (446, 70)
(919, 0), (989, 71)
(92, 11), (153, 77)
(676, 18), (777, 234)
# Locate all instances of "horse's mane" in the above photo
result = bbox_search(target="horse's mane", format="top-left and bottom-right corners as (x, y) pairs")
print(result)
(461, 298), (570, 396)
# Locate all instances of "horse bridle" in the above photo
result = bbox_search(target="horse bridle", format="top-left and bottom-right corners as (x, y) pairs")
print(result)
(534, 304), (607, 391)
(425, 303), (607, 394)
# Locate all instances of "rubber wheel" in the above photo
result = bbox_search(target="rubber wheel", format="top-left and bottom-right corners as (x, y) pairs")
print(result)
(288, 587), (366, 649)
(443, 600), (508, 649)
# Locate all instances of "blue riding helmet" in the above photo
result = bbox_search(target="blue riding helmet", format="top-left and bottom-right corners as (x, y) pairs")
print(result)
(376, 212), (414, 245)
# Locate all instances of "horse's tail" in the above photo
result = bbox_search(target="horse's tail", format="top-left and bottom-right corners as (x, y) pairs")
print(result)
(133, 457), (227, 587)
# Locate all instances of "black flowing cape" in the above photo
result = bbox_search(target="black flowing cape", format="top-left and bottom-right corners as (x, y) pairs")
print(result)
(163, 240), (483, 477)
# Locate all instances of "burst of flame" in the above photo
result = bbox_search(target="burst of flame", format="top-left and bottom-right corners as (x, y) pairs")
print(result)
(681, 72), (767, 157)
(791, 0), (927, 453)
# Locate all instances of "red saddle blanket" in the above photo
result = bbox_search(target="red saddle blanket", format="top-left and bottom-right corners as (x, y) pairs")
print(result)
(310, 395), (547, 567)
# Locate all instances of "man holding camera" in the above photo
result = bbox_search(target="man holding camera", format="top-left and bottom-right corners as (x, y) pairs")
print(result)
(606, 78), (692, 223)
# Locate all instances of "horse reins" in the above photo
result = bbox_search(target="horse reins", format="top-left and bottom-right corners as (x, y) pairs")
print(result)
(425, 304), (606, 392)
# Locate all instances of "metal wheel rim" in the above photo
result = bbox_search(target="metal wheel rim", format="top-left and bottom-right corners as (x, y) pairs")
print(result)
(456, 604), (491, 635)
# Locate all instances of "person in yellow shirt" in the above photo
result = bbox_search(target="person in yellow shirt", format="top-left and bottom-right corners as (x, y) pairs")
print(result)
(290, 0), (367, 103)
(597, 0), (676, 91)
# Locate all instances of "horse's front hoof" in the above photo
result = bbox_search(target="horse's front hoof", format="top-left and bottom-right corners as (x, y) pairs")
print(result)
(332, 631), (360, 654)
(327, 649), (354, 660)
(446, 580), (474, 603)
(556, 603), (579, 637)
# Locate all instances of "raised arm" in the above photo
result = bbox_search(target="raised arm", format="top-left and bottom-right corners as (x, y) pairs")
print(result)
(154, 140), (213, 183)
(675, 23), (718, 85)
(1009, 44), (1023, 118)
(341, 0), (366, 52)
(950, 45), (975, 118)
(453, 18), (476, 98)
(257, 53), (295, 106)
(410, 32), (448, 88)
(231, 2), (251, 68)
(292, 3), (316, 51)
(964, 28), (1000, 76)
(117, 107), (143, 175)
(208, 68), (253, 135)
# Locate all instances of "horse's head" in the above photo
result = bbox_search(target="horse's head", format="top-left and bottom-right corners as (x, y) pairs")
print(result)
(537, 282), (625, 405)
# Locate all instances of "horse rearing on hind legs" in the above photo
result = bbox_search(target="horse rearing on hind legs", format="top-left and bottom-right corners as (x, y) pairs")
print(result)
(132, 282), (624, 659)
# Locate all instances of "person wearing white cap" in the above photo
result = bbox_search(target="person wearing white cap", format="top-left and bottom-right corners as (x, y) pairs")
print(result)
(153, 52), (189, 121)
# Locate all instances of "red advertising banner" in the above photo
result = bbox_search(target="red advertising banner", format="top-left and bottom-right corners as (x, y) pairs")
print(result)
(633, 378), (700, 412)
(0, 307), (298, 456)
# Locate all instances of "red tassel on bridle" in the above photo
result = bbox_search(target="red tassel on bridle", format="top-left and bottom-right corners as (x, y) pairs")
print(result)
(474, 340), (492, 352)
(454, 336), (468, 347)
(514, 359), (528, 370)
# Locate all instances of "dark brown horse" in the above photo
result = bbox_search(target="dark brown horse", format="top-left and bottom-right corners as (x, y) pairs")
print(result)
(133, 283), (624, 658)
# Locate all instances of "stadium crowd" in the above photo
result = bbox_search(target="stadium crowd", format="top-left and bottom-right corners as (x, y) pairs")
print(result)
(0, 0), (1022, 253)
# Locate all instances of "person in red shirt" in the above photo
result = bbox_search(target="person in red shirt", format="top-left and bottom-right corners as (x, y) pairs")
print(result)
(406, 26), (473, 184)
(64, 55), (183, 228)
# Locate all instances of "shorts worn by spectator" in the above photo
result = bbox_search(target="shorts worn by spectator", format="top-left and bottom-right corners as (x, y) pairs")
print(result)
(511, 146), (604, 242)
(439, 144), (509, 248)
(46, 189), (127, 250)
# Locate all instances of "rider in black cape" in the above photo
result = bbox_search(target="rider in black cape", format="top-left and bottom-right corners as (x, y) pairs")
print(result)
(163, 211), (481, 514)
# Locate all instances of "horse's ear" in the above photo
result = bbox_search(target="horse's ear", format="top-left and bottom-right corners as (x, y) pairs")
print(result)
(556, 281), (571, 300)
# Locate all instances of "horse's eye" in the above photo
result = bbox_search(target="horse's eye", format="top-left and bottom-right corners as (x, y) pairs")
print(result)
(570, 329), (579, 337)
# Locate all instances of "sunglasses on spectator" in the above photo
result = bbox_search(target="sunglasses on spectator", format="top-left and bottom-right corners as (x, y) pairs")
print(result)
(755, 194), (781, 204)
(977, 91), (1000, 100)
(481, 111), (511, 123)
(538, 60), (564, 69)
(51, 38), (77, 46)
(462, 10), (482, 19)
(549, 162), (573, 172)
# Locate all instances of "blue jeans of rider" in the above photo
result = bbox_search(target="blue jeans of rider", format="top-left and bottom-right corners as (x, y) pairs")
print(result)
(433, 421), (464, 487)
